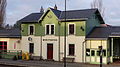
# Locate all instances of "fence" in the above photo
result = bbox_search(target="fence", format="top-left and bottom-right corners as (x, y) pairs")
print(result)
(0, 50), (22, 59)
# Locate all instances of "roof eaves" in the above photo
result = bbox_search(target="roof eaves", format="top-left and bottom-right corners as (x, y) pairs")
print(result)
(21, 21), (38, 24)
(109, 36), (120, 37)
(86, 38), (107, 40)
(0, 36), (21, 38)
(59, 18), (88, 22)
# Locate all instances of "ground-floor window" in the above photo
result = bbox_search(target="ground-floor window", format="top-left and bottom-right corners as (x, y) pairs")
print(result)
(0, 41), (7, 52)
(29, 43), (34, 53)
(86, 49), (106, 57)
(69, 44), (75, 56)
(91, 50), (95, 56)
(86, 49), (90, 56)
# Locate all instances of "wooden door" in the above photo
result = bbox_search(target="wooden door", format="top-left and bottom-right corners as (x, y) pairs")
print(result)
(47, 44), (53, 59)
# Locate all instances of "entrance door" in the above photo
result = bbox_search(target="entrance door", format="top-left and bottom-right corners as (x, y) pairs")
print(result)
(47, 43), (53, 59)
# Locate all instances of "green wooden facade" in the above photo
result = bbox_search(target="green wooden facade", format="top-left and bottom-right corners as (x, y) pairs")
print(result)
(21, 8), (103, 37)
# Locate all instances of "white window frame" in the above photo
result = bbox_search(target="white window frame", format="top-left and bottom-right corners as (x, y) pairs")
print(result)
(45, 24), (55, 35)
(68, 23), (76, 35)
(68, 44), (75, 56)
(28, 24), (35, 35)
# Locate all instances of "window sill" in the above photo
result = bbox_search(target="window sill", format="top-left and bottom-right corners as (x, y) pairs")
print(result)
(69, 34), (75, 35)
(45, 34), (55, 36)
(28, 34), (35, 36)
(67, 55), (76, 57)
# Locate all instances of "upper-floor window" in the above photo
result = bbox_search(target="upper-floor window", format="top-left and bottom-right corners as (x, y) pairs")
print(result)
(29, 25), (34, 35)
(69, 24), (75, 35)
(46, 24), (55, 35)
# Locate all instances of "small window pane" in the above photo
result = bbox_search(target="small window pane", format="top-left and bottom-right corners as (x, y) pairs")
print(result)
(97, 51), (100, 56)
(51, 25), (54, 34)
(91, 50), (95, 56)
(4, 46), (7, 49)
(103, 50), (106, 56)
(86, 49), (90, 56)
(46, 25), (49, 34)
(0, 46), (2, 49)
(0, 42), (3, 46)
(4, 42), (7, 46)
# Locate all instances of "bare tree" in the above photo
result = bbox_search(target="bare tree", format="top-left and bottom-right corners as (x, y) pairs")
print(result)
(91, 0), (105, 17)
(0, 0), (6, 28)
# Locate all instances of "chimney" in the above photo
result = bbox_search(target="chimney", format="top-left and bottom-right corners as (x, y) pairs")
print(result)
(54, 4), (57, 10)
(40, 6), (44, 13)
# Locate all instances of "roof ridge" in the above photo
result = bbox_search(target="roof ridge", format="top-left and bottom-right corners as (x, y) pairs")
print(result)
(49, 7), (61, 12)
(62, 8), (98, 12)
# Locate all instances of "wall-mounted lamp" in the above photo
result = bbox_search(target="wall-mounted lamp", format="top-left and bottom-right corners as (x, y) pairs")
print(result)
(80, 26), (84, 31)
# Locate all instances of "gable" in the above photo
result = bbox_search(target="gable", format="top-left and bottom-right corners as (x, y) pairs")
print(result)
(39, 8), (61, 22)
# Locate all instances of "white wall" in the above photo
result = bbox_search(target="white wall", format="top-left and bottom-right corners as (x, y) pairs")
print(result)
(59, 36), (85, 62)
(21, 36), (41, 56)
(22, 35), (85, 62)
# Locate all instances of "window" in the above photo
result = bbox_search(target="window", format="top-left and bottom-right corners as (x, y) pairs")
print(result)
(29, 26), (34, 35)
(91, 50), (95, 56)
(97, 50), (106, 56)
(69, 44), (75, 56)
(51, 25), (54, 34)
(103, 50), (106, 56)
(46, 24), (55, 35)
(29, 43), (34, 53)
(0, 41), (7, 52)
(69, 24), (75, 35)
(46, 25), (49, 35)
(97, 51), (100, 56)
(86, 49), (90, 56)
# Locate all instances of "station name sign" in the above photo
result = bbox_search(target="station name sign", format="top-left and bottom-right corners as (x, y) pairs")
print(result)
(43, 39), (57, 41)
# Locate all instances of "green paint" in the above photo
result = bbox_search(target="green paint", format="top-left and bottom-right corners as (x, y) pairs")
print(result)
(21, 8), (103, 37)
(86, 14), (101, 35)
(75, 21), (86, 36)
(40, 8), (59, 36)
(55, 21), (86, 36)
(21, 24), (28, 36)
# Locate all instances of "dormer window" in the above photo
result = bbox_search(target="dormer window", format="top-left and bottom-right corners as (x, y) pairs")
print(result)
(29, 25), (34, 35)
(46, 24), (55, 35)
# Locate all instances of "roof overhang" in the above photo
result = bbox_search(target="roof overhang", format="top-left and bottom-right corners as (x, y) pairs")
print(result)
(21, 21), (38, 24)
(86, 38), (108, 40)
(58, 18), (88, 22)
(0, 36), (21, 38)
(109, 36), (120, 37)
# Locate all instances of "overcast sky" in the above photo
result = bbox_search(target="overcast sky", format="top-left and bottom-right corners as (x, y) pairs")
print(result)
(6, 0), (120, 26)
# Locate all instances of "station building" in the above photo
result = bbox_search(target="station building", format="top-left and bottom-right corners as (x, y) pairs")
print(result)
(17, 6), (120, 64)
